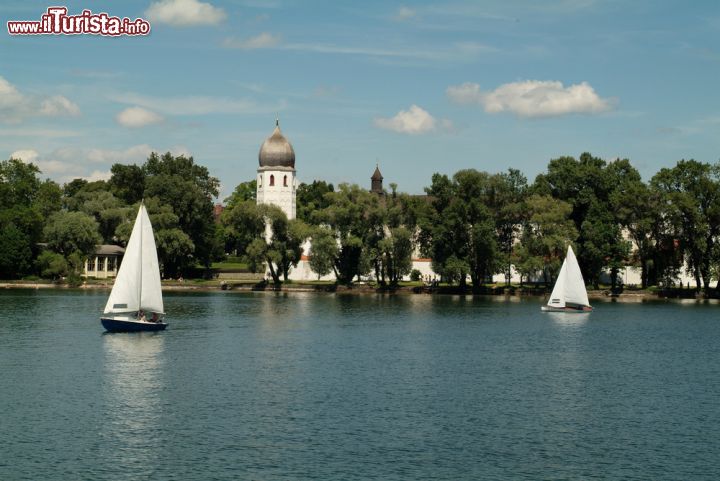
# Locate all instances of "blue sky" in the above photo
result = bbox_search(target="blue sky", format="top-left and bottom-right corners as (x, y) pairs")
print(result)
(1, 0), (719, 198)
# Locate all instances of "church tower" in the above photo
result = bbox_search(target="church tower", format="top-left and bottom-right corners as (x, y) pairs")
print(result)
(256, 119), (297, 219)
(371, 164), (384, 194)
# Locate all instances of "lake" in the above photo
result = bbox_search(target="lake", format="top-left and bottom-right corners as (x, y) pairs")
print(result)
(1, 289), (719, 480)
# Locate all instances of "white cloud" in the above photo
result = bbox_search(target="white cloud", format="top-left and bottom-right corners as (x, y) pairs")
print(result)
(116, 106), (164, 128)
(374, 105), (439, 135)
(10, 149), (39, 163)
(40, 95), (80, 117)
(5, 144), (189, 183)
(223, 32), (282, 49)
(110, 91), (279, 115)
(0, 75), (81, 123)
(146, 0), (226, 26)
(447, 80), (612, 118)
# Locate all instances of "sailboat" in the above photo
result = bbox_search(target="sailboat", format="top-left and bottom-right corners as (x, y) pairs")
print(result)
(101, 203), (167, 332)
(542, 245), (593, 312)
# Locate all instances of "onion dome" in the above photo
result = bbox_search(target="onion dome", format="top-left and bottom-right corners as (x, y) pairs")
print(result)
(259, 119), (295, 168)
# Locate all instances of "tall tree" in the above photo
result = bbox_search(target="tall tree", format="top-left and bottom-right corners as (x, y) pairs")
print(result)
(651, 160), (720, 292)
(533, 153), (629, 286)
(0, 158), (61, 278)
(137, 152), (220, 270)
(514, 195), (577, 285)
(314, 184), (380, 285)
(296, 180), (334, 224)
(423, 170), (500, 290)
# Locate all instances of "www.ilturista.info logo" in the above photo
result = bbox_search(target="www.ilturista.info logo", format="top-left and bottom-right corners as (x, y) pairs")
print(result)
(7, 6), (150, 36)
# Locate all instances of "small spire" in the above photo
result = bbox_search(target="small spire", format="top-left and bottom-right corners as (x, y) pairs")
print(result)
(275, 114), (279, 127)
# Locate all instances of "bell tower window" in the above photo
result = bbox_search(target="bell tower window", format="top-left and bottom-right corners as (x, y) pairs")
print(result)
(283, 175), (288, 187)
(270, 174), (275, 186)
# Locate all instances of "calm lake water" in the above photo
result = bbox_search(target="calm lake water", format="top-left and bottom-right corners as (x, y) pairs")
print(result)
(1, 289), (719, 480)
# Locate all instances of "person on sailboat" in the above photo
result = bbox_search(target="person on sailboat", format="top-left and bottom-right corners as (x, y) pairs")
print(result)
(138, 310), (146, 322)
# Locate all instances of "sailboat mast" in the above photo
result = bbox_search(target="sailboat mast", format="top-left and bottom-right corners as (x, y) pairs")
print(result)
(138, 203), (143, 311)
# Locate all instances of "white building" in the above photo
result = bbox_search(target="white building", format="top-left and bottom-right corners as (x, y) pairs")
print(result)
(256, 119), (297, 220)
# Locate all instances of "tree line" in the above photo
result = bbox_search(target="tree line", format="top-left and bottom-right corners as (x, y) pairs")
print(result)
(2, 152), (719, 293)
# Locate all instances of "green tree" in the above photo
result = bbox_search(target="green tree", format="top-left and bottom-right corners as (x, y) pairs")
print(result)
(142, 152), (220, 270)
(0, 225), (32, 278)
(43, 211), (102, 258)
(115, 199), (195, 279)
(223, 201), (309, 284)
(514, 194), (577, 285)
(108, 164), (145, 205)
(650, 160), (720, 292)
(533, 153), (630, 286)
(423, 170), (501, 290)
(0, 158), (60, 278)
(315, 184), (380, 284)
(308, 226), (337, 279)
(35, 250), (68, 279)
(224, 180), (257, 209)
(297, 180), (334, 224)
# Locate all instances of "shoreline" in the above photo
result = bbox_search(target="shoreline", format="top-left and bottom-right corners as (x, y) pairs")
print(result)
(1, 281), (713, 302)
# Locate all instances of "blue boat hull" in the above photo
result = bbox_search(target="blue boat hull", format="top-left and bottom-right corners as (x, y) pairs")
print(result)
(101, 318), (168, 332)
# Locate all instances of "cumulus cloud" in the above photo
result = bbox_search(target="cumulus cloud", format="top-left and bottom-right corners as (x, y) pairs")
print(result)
(447, 80), (612, 118)
(374, 105), (452, 135)
(223, 32), (282, 49)
(0, 75), (81, 123)
(10, 149), (39, 163)
(116, 106), (164, 128)
(146, 0), (226, 26)
(5, 144), (189, 183)
(40, 95), (80, 116)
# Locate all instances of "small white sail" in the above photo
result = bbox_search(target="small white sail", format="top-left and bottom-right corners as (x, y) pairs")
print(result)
(545, 245), (591, 310)
(562, 245), (590, 307)
(547, 257), (568, 308)
(103, 204), (164, 315)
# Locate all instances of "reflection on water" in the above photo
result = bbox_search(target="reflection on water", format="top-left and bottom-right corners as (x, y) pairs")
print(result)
(545, 311), (591, 325)
(101, 332), (166, 468)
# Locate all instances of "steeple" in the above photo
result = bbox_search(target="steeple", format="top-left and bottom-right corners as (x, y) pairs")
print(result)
(371, 163), (383, 194)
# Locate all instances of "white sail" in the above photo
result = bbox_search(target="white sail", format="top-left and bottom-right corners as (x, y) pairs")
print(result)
(103, 204), (164, 315)
(547, 256), (568, 308)
(562, 245), (590, 307)
(546, 245), (590, 309)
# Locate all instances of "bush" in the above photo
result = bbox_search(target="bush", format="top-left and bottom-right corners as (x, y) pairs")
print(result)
(410, 269), (421, 282)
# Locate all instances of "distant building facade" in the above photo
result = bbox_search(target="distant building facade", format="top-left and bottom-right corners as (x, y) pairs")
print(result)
(84, 245), (124, 279)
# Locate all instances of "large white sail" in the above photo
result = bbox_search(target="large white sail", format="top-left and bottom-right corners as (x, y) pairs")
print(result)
(546, 245), (590, 309)
(562, 245), (590, 307)
(103, 204), (164, 315)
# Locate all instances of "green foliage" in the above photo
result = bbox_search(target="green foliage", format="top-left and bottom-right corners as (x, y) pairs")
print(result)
(0, 158), (62, 278)
(315, 184), (380, 284)
(142, 152), (220, 269)
(35, 250), (68, 279)
(650, 160), (720, 292)
(223, 201), (309, 284)
(514, 194), (577, 285)
(43, 211), (102, 258)
(410, 269), (421, 282)
(108, 164), (145, 204)
(297, 180), (334, 224)
(224, 180), (257, 209)
(308, 226), (338, 279)
(0, 224), (32, 279)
